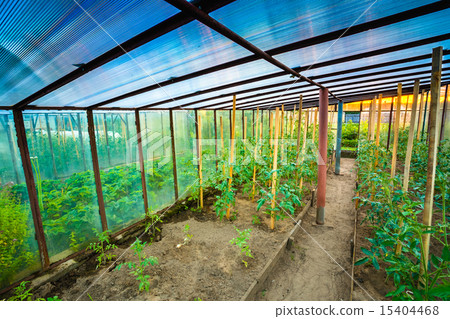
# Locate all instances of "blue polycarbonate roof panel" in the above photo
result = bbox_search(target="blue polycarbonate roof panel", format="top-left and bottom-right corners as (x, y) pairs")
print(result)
(210, 0), (437, 51)
(0, 0), (179, 105)
(1, 0), (450, 109)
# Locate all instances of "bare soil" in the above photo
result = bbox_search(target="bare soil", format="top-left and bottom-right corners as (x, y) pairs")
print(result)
(255, 158), (358, 301)
(32, 190), (309, 301)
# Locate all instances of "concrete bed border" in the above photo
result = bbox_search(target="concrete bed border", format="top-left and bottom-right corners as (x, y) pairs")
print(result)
(241, 190), (315, 301)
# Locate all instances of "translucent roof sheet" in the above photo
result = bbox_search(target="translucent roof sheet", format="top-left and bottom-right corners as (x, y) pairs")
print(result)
(1, 0), (449, 109)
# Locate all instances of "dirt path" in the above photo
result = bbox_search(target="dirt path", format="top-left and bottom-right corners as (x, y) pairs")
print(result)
(257, 158), (357, 301)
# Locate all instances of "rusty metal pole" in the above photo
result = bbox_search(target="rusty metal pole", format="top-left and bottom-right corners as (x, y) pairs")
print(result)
(169, 110), (179, 200)
(316, 88), (329, 225)
(135, 110), (149, 213)
(86, 110), (108, 232)
(13, 109), (50, 269)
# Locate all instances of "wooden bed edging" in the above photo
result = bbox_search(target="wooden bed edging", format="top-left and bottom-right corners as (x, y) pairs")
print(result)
(241, 190), (315, 301)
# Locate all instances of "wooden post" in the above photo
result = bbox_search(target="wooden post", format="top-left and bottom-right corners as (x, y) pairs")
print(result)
(226, 96), (237, 219)
(252, 110), (255, 137)
(440, 84), (448, 141)
(295, 96), (303, 159)
(45, 114), (58, 178)
(13, 109), (50, 269)
(386, 98), (394, 150)
(417, 90), (425, 141)
(87, 110), (108, 232)
(269, 110), (274, 155)
(368, 98), (374, 140)
(270, 107), (281, 230)
(198, 115), (203, 208)
(420, 47), (443, 279)
(421, 91), (429, 140)
(194, 110), (200, 175)
(252, 106), (260, 201)
(316, 88), (328, 225)
(395, 79), (420, 255)
(135, 110), (149, 213)
(402, 95), (410, 130)
(335, 100), (344, 174)
(391, 84), (402, 179)
(169, 110), (179, 199)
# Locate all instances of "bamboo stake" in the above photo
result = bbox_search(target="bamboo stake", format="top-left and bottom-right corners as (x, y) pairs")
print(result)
(391, 84), (402, 179)
(226, 96), (237, 219)
(198, 115), (203, 208)
(270, 107), (281, 230)
(371, 96), (377, 140)
(295, 96), (303, 185)
(280, 104), (285, 162)
(375, 94), (383, 166)
(252, 106), (260, 201)
(417, 90), (425, 141)
(243, 116), (247, 140)
(312, 107), (318, 142)
(269, 111), (274, 155)
(299, 102), (308, 191)
(395, 79), (420, 255)
(403, 95), (410, 129)
(220, 116), (225, 177)
(420, 47), (442, 281)
(291, 104), (297, 137)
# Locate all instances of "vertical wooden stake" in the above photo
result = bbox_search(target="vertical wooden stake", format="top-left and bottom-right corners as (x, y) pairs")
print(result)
(103, 113), (111, 166)
(270, 107), (281, 230)
(252, 106), (260, 201)
(417, 90), (425, 141)
(269, 111), (274, 156)
(386, 98), (394, 150)
(403, 95), (410, 130)
(86, 110), (108, 232)
(312, 107), (318, 142)
(375, 94), (383, 167)
(420, 47), (443, 280)
(395, 79), (420, 255)
(226, 96), (237, 219)
(198, 115), (203, 208)
(13, 109), (50, 269)
(220, 116), (225, 177)
(421, 91), (429, 141)
(371, 96), (377, 141)
(135, 110), (149, 213)
(295, 97), (303, 185)
(243, 116), (247, 140)
(214, 110), (218, 171)
(280, 105), (285, 162)
(335, 100), (344, 175)
(439, 84), (448, 141)
(299, 101), (309, 190)
(391, 84), (402, 179)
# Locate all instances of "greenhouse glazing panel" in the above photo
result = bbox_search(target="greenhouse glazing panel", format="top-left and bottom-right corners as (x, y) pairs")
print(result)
(93, 111), (144, 232)
(0, 111), (41, 289)
(24, 111), (102, 263)
(140, 111), (175, 213)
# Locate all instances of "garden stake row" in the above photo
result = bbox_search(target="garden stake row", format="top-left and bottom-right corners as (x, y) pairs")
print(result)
(251, 106), (260, 201)
(402, 95), (410, 130)
(226, 95), (237, 219)
(395, 79), (420, 255)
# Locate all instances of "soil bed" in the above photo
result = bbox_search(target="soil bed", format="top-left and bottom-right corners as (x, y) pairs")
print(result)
(32, 190), (310, 301)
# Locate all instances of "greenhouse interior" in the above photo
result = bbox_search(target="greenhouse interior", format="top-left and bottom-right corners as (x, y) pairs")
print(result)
(0, 0), (449, 302)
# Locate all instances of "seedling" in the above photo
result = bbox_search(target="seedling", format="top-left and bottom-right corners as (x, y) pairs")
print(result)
(229, 226), (253, 267)
(86, 229), (117, 268)
(252, 215), (261, 225)
(177, 224), (193, 248)
(145, 210), (162, 236)
(115, 238), (158, 292)
(8, 281), (33, 301)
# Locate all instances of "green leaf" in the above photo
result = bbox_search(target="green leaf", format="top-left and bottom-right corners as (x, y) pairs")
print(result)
(354, 257), (369, 266)
(361, 247), (373, 257)
(372, 257), (380, 270)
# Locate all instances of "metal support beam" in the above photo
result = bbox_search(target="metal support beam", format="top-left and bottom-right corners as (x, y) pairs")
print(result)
(86, 110), (108, 232)
(316, 88), (328, 225)
(335, 100), (344, 175)
(135, 110), (149, 213)
(12, 109), (50, 269)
